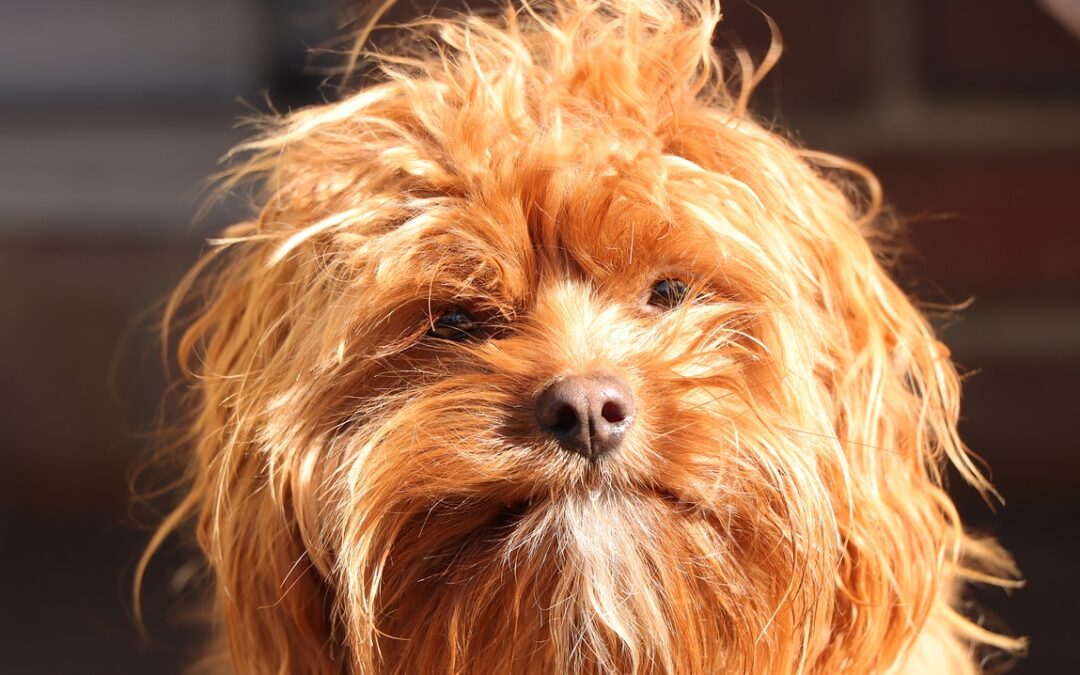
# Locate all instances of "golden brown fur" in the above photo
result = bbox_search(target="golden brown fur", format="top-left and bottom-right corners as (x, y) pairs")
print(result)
(138, 1), (1024, 672)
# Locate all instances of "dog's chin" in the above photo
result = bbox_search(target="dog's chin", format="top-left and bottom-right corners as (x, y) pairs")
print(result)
(375, 478), (724, 608)
(363, 478), (786, 673)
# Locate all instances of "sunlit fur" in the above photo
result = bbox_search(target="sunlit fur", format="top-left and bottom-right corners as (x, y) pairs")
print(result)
(138, 1), (1025, 672)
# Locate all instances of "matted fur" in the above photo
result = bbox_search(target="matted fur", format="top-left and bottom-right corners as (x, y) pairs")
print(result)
(138, 1), (1024, 672)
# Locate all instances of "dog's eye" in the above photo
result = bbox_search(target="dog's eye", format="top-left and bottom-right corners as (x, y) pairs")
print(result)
(648, 278), (691, 309)
(428, 310), (479, 341)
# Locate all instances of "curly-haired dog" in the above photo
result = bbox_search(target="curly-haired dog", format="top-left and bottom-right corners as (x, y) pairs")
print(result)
(139, 1), (1024, 672)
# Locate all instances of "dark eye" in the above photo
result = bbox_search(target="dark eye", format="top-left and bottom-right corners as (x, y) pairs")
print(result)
(648, 278), (691, 309)
(428, 309), (479, 341)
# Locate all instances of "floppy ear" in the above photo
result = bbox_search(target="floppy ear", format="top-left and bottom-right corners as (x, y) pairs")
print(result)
(137, 228), (345, 674)
(787, 151), (1025, 667)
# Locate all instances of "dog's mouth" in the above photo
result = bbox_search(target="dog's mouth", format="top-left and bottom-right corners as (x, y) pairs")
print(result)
(486, 498), (533, 531)
(487, 483), (692, 529)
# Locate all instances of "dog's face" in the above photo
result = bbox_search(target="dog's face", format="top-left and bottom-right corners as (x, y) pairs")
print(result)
(150, 1), (1020, 673)
(312, 145), (857, 673)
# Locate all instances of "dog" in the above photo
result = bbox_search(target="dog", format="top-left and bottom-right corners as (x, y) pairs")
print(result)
(138, 0), (1024, 672)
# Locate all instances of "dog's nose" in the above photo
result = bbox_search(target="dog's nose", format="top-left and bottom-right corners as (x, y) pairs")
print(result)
(535, 375), (635, 459)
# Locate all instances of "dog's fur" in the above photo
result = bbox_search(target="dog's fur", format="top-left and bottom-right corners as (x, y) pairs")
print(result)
(139, 1), (1024, 672)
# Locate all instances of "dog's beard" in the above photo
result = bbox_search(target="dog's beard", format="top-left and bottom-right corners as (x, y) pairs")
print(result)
(321, 366), (842, 674)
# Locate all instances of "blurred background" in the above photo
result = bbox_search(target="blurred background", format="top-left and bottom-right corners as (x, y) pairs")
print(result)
(1, 0), (1077, 672)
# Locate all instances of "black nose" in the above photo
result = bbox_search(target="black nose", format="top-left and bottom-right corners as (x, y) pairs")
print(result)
(535, 375), (636, 459)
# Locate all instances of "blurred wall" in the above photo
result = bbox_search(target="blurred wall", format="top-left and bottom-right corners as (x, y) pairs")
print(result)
(1, 1), (1077, 673)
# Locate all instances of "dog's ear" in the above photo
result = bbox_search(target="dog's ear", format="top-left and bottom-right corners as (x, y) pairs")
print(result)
(784, 151), (1025, 663)
(148, 230), (345, 673)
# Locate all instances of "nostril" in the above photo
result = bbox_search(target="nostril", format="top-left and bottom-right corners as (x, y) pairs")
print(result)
(551, 404), (580, 433)
(600, 400), (625, 424)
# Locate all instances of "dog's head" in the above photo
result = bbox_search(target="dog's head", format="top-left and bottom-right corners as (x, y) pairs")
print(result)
(144, 1), (1021, 672)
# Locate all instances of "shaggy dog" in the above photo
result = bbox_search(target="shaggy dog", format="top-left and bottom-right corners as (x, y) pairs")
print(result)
(139, 1), (1023, 672)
